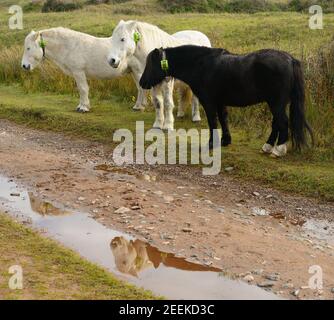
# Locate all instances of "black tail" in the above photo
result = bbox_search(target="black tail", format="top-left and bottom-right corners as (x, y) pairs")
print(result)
(290, 59), (314, 151)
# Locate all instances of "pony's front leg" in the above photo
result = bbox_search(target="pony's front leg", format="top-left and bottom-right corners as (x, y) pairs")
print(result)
(73, 72), (90, 113)
(132, 73), (147, 111)
(203, 105), (220, 150)
(162, 80), (175, 131)
(191, 95), (201, 122)
(152, 85), (164, 129)
(217, 106), (231, 147)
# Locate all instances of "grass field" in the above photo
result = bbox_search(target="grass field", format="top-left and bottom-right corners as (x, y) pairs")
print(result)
(0, 1), (334, 200)
(0, 213), (157, 300)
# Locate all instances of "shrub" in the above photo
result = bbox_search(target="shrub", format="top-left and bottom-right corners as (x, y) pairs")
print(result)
(159, 0), (212, 13)
(160, 0), (334, 13)
(288, 0), (334, 13)
(304, 41), (334, 147)
(42, 0), (83, 13)
(160, 0), (286, 14)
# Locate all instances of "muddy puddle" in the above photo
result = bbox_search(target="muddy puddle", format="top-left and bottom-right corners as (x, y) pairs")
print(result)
(0, 174), (282, 300)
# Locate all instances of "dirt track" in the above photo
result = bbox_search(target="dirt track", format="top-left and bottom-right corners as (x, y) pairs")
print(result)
(0, 119), (333, 300)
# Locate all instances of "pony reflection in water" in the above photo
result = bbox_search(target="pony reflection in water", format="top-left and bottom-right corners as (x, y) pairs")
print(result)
(110, 237), (220, 277)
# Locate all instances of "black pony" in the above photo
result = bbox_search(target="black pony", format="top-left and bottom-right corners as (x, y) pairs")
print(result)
(140, 45), (313, 157)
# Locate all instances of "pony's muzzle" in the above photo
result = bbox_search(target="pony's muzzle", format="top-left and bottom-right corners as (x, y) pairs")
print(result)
(22, 64), (31, 71)
(109, 58), (120, 69)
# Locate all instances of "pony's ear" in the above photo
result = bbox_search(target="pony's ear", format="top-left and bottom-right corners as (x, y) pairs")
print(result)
(31, 31), (40, 41)
(119, 19), (125, 25)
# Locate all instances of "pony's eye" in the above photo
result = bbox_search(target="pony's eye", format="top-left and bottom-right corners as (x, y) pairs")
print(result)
(27, 48), (30, 51)
(121, 38), (125, 42)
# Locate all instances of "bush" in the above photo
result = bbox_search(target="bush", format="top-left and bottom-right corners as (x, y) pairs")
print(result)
(159, 0), (210, 13)
(86, 0), (131, 4)
(160, 0), (334, 13)
(288, 0), (334, 13)
(160, 0), (286, 14)
(23, 1), (44, 12)
(304, 41), (334, 147)
(42, 0), (83, 13)
(222, 0), (283, 13)
(86, 0), (110, 4)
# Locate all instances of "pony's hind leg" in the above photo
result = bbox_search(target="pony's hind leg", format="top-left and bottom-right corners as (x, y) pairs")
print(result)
(262, 117), (279, 154)
(217, 106), (231, 147)
(267, 103), (289, 157)
(191, 95), (201, 122)
(74, 72), (90, 113)
(272, 108), (289, 157)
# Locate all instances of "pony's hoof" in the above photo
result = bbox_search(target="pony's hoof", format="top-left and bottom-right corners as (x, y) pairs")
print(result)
(272, 144), (287, 157)
(262, 143), (274, 154)
(133, 105), (145, 112)
(221, 137), (232, 147)
(162, 124), (174, 131)
(192, 115), (201, 122)
(177, 113), (185, 119)
(76, 105), (90, 113)
(152, 123), (163, 130)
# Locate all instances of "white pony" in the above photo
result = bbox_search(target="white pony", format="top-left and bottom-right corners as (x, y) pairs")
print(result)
(108, 20), (212, 130)
(21, 27), (146, 112)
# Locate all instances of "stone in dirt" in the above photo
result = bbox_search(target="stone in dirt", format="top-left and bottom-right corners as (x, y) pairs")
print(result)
(114, 207), (131, 214)
(243, 275), (255, 283)
(257, 281), (275, 288)
(292, 289), (300, 297)
(253, 192), (260, 197)
(265, 273), (280, 281)
(252, 269), (264, 275)
(182, 228), (193, 233)
(163, 195), (174, 203)
(224, 167), (234, 172)
(252, 207), (269, 216)
(131, 206), (141, 210)
(10, 193), (20, 197)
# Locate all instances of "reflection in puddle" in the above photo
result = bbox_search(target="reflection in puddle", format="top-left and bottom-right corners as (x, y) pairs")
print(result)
(29, 193), (70, 216)
(0, 174), (279, 300)
(111, 237), (220, 277)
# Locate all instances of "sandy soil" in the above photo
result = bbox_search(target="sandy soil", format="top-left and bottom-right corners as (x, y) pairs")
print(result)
(0, 119), (333, 300)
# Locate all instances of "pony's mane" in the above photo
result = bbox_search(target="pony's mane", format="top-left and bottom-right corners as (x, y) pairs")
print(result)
(32, 27), (103, 41)
(120, 20), (186, 48)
